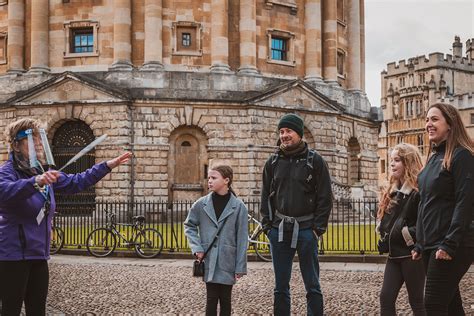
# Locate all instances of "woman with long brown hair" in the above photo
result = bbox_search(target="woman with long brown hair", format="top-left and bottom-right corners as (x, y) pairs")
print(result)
(377, 143), (425, 315)
(412, 103), (474, 315)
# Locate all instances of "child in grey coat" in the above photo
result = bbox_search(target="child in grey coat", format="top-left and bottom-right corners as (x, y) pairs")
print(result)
(184, 165), (248, 316)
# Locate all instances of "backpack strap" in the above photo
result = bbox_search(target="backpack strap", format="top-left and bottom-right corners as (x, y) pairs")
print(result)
(268, 152), (280, 221)
(306, 149), (316, 170)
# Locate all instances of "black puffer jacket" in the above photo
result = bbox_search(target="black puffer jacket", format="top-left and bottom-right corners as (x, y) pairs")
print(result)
(379, 185), (419, 259)
(260, 143), (332, 235)
(415, 143), (474, 257)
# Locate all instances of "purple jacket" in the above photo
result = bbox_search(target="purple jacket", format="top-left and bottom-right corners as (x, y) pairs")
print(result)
(0, 156), (111, 261)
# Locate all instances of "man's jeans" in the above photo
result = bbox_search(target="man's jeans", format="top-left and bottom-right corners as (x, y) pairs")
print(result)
(268, 227), (323, 316)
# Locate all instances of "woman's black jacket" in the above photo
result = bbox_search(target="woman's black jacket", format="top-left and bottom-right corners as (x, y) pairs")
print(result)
(379, 186), (419, 259)
(415, 143), (474, 257)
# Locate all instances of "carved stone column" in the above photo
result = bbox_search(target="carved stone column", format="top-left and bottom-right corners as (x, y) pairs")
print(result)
(142, 0), (163, 70)
(347, 0), (361, 90)
(30, 0), (49, 73)
(7, 0), (25, 73)
(210, 0), (231, 73)
(359, 0), (365, 92)
(111, 0), (133, 71)
(238, 0), (258, 75)
(322, 0), (337, 84)
(304, 0), (322, 81)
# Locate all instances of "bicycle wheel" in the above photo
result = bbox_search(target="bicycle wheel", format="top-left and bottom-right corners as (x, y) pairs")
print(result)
(86, 228), (117, 257)
(134, 228), (163, 259)
(50, 226), (64, 255)
(253, 228), (272, 262)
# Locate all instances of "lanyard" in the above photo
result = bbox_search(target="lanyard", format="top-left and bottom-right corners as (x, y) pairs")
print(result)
(38, 185), (50, 202)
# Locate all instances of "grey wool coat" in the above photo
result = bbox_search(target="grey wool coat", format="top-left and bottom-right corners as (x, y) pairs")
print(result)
(184, 193), (248, 285)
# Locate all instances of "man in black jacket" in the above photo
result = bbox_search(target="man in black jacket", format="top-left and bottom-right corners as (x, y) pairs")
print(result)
(260, 113), (332, 316)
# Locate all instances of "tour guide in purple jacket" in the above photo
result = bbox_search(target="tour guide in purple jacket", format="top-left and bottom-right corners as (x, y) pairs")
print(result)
(0, 118), (131, 316)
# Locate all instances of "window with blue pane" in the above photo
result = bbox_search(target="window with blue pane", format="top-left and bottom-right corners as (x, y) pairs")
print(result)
(72, 28), (94, 53)
(271, 37), (288, 61)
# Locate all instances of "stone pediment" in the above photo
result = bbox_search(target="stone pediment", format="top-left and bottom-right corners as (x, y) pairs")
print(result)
(247, 80), (343, 113)
(7, 72), (129, 106)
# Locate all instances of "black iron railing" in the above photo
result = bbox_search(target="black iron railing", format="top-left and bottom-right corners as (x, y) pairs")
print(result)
(54, 199), (379, 254)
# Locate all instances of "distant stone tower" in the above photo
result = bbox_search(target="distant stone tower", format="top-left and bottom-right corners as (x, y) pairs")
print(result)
(378, 36), (474, 185)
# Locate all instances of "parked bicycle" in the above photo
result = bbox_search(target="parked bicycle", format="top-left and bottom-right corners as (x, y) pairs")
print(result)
(86, 210), (164, 258)
(248, 213), (271, 262)
(50, 225), (65, 255)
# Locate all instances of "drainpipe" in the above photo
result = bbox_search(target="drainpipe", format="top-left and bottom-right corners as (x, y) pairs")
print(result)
(128, 103), (136, 210)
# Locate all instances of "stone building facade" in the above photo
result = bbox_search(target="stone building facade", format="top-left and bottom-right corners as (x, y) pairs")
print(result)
(378, 36), (474, 184)
(0, 0), (380, 204)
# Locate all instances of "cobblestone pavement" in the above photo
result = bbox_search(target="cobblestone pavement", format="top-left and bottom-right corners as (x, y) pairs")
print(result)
(47, 255), (473, 315)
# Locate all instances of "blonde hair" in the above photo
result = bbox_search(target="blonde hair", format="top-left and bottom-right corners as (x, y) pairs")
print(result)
(4, 118), (42, 148)
(426, 103), (474, 170)
(377, 143), (423, 219)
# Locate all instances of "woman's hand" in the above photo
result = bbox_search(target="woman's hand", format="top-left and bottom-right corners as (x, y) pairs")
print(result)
(35, 171), (61, 186)
(235, 274), (244, 280)
(106, 152), (132, 170)
(435, 249), (452, 260)
(195, 252), (205, 262)
(411, 250), (422, 260)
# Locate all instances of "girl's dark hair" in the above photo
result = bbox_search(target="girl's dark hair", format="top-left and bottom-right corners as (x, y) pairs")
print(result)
(210, 164), (236, 196)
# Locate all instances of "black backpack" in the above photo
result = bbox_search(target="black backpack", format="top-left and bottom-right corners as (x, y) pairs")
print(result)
(267, 149), (319, 220)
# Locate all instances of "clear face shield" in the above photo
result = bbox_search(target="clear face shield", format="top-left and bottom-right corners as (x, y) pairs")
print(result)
(15, 128), (55, 173)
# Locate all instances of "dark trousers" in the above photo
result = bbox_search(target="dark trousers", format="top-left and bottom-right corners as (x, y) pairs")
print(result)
(380, 257), (426, 316)
(205, 282), (233, 316)
(268, 228), (323, 316)
(0, 260), (49, 316)
(422, 246), (473, 315)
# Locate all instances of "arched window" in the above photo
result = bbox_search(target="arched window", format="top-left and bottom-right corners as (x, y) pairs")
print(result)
(52, 120), (96, 215)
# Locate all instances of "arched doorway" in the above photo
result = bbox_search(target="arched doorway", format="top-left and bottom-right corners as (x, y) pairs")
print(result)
(52, 120), (96, 215)
(168, 126), (208, 201)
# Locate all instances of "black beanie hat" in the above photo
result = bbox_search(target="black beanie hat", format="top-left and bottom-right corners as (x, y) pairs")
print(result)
(278, 113), (304, 138)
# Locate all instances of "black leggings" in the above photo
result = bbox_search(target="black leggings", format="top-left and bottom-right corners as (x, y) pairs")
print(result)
(380, 257), (426, 316)
(423, 246), (473, 315)
(205, 282), (233, 316)
(0, 260), (49, 316)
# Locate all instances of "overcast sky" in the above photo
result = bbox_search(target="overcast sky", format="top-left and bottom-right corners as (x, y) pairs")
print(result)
(365, 0), (474, 107)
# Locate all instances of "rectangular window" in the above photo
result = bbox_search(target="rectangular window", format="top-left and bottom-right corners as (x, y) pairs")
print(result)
(182, 33), (191, 47)
(337, 0), (344, 22)
(337, 50), (345, 76)
(417, 135), (424, 154)
(399, 77), (405, 87)
(0, 32), (6, 64)
(267, 29), (295, 66)
(173, 22), (201, 55)
(71, 28), (94, 53)
(471, 113), (474, 125)
(380, 159), (386, 174)
(271, 37), (288, 61)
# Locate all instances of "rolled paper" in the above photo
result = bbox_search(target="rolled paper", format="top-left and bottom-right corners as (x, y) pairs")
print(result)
(59, 134), (108, 171)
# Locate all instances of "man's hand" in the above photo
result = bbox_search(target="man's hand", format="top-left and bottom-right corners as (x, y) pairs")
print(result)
(235, 274), (244, 280)
(35, 171), (61, 186)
